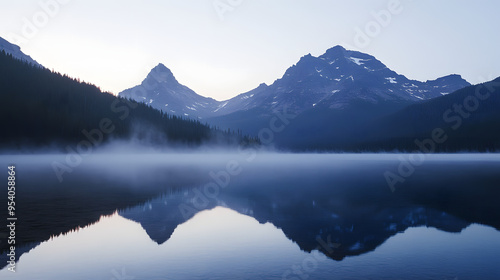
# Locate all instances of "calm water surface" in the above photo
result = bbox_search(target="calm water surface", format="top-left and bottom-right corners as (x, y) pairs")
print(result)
(0, 153), (499, 279)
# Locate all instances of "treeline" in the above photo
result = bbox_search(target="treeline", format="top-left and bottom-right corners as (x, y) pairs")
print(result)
(0, 50), (259, 149)
(353, 78), (500, 153)
(298, 78), (500, 153)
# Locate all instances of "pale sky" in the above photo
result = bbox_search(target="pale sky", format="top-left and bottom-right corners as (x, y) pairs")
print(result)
(1, 0), (499, 101)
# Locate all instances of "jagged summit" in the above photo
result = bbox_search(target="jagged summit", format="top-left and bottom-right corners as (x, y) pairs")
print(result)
(145, 63), (178, 85)
(119, 63), (219, 119)
(120, 45), (471, 119)
(154, 62), (168, 69)
(322, 45), (347, 58)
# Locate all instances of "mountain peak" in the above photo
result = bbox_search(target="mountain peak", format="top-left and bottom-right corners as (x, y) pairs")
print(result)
(153, 63), (169, 71)
(120, 45), (472, 124)
(120, 63), (219, 119)
(435, 74), (466, 81)
(146, 63), (177, 85)
(322, 45), (347, 58)
(298, 53), (314, 61)
(433, 74), (463, 80)
(426, 74), (470, 90)
(326, 45), (347, 52)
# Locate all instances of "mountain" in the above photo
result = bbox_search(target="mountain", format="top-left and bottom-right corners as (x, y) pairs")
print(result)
(217, 46), (469, 114)
(207, 46), (471, 149)
(5, 153), (500, 268)
(119, 160), (500, 261)
(354, 77), (500, 152)
(0, 36), (42, 67)
(0, 50), (247, 149)
(120, 194), (471, 261)
(119, 46), (471, 150)
(120, 63), (219, 119)
(120, 46), (470, 120)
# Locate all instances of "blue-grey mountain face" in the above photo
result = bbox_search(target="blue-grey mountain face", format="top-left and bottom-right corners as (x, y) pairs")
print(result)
(356, 77), (500, 152)
(119, 46), (470, 120)
(271, 46), (468, 106)
(119, 63), (219, 119)
(117, 46), (479, 151)
(0, 36), (42, 67)
(224, 46), (469, 114)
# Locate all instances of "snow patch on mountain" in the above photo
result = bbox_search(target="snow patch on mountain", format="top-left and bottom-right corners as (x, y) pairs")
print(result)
(120, 45), (471, 122)
(386, 77), (397, 84)
(349, 57), (369, 65)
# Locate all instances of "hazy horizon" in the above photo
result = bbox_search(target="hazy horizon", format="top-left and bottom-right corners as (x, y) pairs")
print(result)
(1, 0), (499, 100)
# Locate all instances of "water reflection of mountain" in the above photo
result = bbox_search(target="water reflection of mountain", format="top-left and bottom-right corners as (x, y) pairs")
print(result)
(2, 154), (500, 269)
(0, 157), (209, 268)
(120, 170), (500, 261)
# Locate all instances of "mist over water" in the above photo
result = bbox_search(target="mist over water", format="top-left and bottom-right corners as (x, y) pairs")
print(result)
(1, 152), (500, 279)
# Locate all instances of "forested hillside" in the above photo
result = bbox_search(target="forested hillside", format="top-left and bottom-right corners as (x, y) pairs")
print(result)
(0, 50), (255, 149)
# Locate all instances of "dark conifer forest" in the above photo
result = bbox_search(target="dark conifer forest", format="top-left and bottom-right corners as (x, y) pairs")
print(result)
(0, 50), (258, 149)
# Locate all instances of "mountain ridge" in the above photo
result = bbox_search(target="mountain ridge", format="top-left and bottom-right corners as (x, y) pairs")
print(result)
(119, 45), (470, 120)
(120, 63), (220, 119)
(0, 48), (250, 149)
(0, 36), (42, 67)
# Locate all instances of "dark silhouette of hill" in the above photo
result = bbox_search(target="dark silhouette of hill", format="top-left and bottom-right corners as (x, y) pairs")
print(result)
(0, 50), (257, 149)
(354, 77), (500, 152)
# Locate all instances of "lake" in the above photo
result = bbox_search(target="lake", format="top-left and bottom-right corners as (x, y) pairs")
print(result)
(0, 153), (499, 279)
